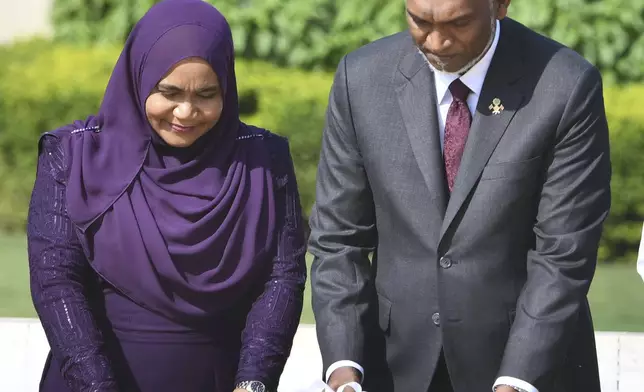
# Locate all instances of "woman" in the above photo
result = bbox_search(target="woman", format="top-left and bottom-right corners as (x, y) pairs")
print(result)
(26, 1), (306, 391)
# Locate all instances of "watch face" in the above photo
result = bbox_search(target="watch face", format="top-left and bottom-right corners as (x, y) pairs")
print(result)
(238, 381), (266, 392)
(250, 381), (266, 392)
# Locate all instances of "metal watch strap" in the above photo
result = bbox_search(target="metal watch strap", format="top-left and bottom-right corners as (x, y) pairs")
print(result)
(236, 380), (267, 392)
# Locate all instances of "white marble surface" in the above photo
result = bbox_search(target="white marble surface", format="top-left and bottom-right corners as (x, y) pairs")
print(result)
(1, 319), (642, 392)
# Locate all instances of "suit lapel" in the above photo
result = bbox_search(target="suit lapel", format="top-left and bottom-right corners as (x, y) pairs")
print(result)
(396, 46), (449, 216)
(440, 23), (526, 241)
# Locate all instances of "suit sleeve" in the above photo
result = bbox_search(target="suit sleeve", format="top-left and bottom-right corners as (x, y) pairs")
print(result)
(498, 66), (611, 389)
(308, 55), (378, 373)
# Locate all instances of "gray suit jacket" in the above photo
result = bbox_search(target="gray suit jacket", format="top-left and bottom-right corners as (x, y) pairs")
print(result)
(309, 18), (611, 392)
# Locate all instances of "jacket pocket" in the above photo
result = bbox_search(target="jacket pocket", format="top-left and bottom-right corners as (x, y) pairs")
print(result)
(480, 156), (542, 181)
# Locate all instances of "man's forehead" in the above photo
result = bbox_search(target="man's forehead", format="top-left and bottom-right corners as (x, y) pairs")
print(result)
(406, 0), (483, 20)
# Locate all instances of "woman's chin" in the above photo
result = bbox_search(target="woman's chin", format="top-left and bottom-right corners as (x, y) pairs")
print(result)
(158, 129), (203, 148)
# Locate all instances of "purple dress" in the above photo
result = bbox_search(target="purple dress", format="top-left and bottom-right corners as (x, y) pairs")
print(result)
(27, 132), (307, 392)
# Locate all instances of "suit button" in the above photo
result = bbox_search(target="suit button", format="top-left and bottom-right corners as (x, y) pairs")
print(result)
(432, 312), (440, 326)
(439, 257), (452, 269)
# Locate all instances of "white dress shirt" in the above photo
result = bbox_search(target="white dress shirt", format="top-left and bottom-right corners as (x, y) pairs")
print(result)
(327, 20), (538, 392)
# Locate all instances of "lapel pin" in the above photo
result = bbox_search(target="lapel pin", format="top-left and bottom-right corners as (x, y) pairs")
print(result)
(489, 98), (504, 115)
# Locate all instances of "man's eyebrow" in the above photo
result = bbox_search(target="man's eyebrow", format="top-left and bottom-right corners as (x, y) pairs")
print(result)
(448, 11), (475, 23)
(406, 8), (430, 23)
(406, 8), (474, 24)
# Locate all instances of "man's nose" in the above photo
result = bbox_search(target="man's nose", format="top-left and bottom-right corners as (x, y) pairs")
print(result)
(424, 30), (452, 54)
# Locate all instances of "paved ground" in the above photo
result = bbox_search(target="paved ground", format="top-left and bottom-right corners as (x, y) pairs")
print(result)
(0, 318), (642, 391)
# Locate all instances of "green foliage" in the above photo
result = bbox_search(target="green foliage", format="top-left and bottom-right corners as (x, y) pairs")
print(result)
(0, 41), (117, 232)
(599, 85), (644, 262)
(51, 0), (157, 44)
(0, 40), (643, 262)
(511, 0), (644, 84)
(212, 0), (406, 70)
(51, 0), (643, 82)
(51, 0), (407, 70)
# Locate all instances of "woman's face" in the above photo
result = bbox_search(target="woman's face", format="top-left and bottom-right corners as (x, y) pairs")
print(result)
(145, 57), (223, 148)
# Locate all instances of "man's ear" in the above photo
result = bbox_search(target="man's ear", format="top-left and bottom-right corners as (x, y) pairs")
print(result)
(496, 0), (511, 19)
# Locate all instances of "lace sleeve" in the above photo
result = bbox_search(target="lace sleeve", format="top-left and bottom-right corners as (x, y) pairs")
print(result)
(235, 136), (307, 390)
(27, 134), (119, 392)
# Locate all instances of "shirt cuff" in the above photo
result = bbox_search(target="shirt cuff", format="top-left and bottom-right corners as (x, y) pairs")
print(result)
(337, 382), (363, 392)
(325, 360), (364, 383)
(493, 377), (539, 392)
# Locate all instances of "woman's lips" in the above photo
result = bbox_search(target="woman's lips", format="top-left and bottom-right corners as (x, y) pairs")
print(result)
(169, 122), (197, 133)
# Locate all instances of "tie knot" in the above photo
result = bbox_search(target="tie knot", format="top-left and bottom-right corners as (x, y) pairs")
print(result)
(449, 79), (470, 102)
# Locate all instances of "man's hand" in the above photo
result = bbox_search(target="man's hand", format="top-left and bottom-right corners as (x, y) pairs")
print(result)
(327, 366), (361, 391)
(495, 386), (518, 392)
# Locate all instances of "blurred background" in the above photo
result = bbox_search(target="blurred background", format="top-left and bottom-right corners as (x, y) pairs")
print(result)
(0, 0), (643, 331)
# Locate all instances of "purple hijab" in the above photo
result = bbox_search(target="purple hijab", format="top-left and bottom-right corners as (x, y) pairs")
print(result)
(58, 0), (276, 321)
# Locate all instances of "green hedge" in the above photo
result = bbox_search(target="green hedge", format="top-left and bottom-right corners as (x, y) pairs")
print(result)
(0, 41), (643, 262)
(598, 85), (644, 263)
(51, 0), (644, 82)
(511, 0), (644, 84)
(51, 0), (406, 71)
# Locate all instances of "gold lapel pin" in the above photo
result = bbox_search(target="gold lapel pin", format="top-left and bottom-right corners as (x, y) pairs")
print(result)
(489, 98), (504, 115)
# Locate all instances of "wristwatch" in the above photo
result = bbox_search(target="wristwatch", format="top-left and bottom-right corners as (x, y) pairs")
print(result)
(236, 380), (267, 392)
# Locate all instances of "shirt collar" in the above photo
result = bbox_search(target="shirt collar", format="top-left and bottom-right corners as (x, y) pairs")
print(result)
(428, 20), (501, 104)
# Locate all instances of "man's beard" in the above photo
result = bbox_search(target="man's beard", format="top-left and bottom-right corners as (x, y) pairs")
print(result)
(420, 16), (497, 75)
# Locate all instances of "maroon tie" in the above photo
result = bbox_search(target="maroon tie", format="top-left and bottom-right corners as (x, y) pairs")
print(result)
(443, 79), (472, 192)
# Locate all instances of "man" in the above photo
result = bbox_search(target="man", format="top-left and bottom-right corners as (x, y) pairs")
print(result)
(308, 0), (611, 391)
